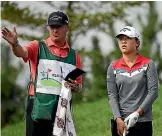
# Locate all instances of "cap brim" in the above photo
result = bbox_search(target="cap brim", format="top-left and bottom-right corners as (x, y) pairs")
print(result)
(115, 33), (134, 39)
(115, 34), (121, 38)
(47, 23), (64, 26)
(47, 21), (67, 26)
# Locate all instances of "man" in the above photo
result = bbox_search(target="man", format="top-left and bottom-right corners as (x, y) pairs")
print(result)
(2, 11), (82, 136)
(106, 26), (158, 136)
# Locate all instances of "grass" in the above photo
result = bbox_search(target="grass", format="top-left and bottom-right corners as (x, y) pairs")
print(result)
(2, 85), (162, 136)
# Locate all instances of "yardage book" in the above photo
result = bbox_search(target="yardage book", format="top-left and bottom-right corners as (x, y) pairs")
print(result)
(64, 68), (86, 82)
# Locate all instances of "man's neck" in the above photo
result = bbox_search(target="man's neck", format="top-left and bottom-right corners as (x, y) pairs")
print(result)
(49, 37), (66, 47)
(53, 40), (66, 47)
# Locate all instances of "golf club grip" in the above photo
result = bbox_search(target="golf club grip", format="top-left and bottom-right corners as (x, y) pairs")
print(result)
(123, 130), (126, 136)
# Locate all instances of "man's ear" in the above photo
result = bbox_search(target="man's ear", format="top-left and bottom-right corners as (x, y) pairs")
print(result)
(66, 25), (70, 31)
(47, 25), (50, 31)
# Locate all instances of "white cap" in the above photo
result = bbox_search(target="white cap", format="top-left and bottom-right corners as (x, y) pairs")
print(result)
(116, 26), (140, 40)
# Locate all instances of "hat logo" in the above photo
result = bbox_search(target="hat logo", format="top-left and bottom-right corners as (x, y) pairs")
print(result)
(65, 20), (68, 23)
(50, 15), (62, 21)
(120, 28), (131, 32)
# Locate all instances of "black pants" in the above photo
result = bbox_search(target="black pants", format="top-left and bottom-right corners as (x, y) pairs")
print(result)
(111, 119), (152, 136)
(26, 97), (55, 136)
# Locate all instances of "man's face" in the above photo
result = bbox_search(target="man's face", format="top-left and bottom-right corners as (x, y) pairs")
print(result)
(117, 35), (139, 54)
(48, 25), (69, 43)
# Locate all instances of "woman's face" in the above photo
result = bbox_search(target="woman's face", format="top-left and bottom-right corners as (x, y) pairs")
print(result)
(117, 35), (139, 54)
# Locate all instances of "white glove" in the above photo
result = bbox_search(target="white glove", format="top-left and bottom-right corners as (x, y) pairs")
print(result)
(124, 111), (139, 129)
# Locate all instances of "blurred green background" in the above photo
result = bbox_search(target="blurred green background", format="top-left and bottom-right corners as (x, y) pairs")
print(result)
(1, 1), (162, 136)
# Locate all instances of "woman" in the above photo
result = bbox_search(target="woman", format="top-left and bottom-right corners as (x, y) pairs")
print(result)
(106, 26), (158, 136)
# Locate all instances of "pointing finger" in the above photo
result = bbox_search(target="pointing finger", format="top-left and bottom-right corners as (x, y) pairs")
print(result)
(2, 30), (7, 37)
(2, 35), (7, 40)
(4, 27), (11, 33)
(2, 27), (11, 37)
(13, 26), (17, 33)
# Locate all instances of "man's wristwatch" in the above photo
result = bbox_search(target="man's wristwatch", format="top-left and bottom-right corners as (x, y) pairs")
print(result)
(12, 40), (20, 48)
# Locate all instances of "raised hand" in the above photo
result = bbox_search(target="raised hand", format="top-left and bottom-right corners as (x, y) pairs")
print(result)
(1, 26), (18, 45)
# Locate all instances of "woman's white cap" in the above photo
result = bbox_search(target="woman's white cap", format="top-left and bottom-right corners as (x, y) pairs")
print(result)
(116, 26), (140, 40)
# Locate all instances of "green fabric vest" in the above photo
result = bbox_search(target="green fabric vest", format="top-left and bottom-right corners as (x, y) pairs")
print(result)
(32, 40), (76, 121)
(38, 40), (76, 64)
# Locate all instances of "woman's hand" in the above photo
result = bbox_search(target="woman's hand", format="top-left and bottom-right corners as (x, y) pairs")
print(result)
(116, 117), (128, 136)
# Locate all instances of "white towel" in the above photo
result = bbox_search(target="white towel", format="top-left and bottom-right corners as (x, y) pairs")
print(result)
(53, 80), (76, 136)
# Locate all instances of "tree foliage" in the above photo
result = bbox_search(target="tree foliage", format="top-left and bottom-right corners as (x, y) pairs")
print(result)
(1, 1), (162, 127)
(1, 45), (25, 127)
(81, 36), (107, 101)
(139, 2), (162, 82)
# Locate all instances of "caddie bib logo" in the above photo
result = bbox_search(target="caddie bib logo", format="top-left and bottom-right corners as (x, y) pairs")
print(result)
(40, 68), (63, 88)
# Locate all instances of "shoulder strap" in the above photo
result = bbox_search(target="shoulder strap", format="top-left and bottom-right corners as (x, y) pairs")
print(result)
(27, 40), (41, 96)
(33, 40), (42, 96)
